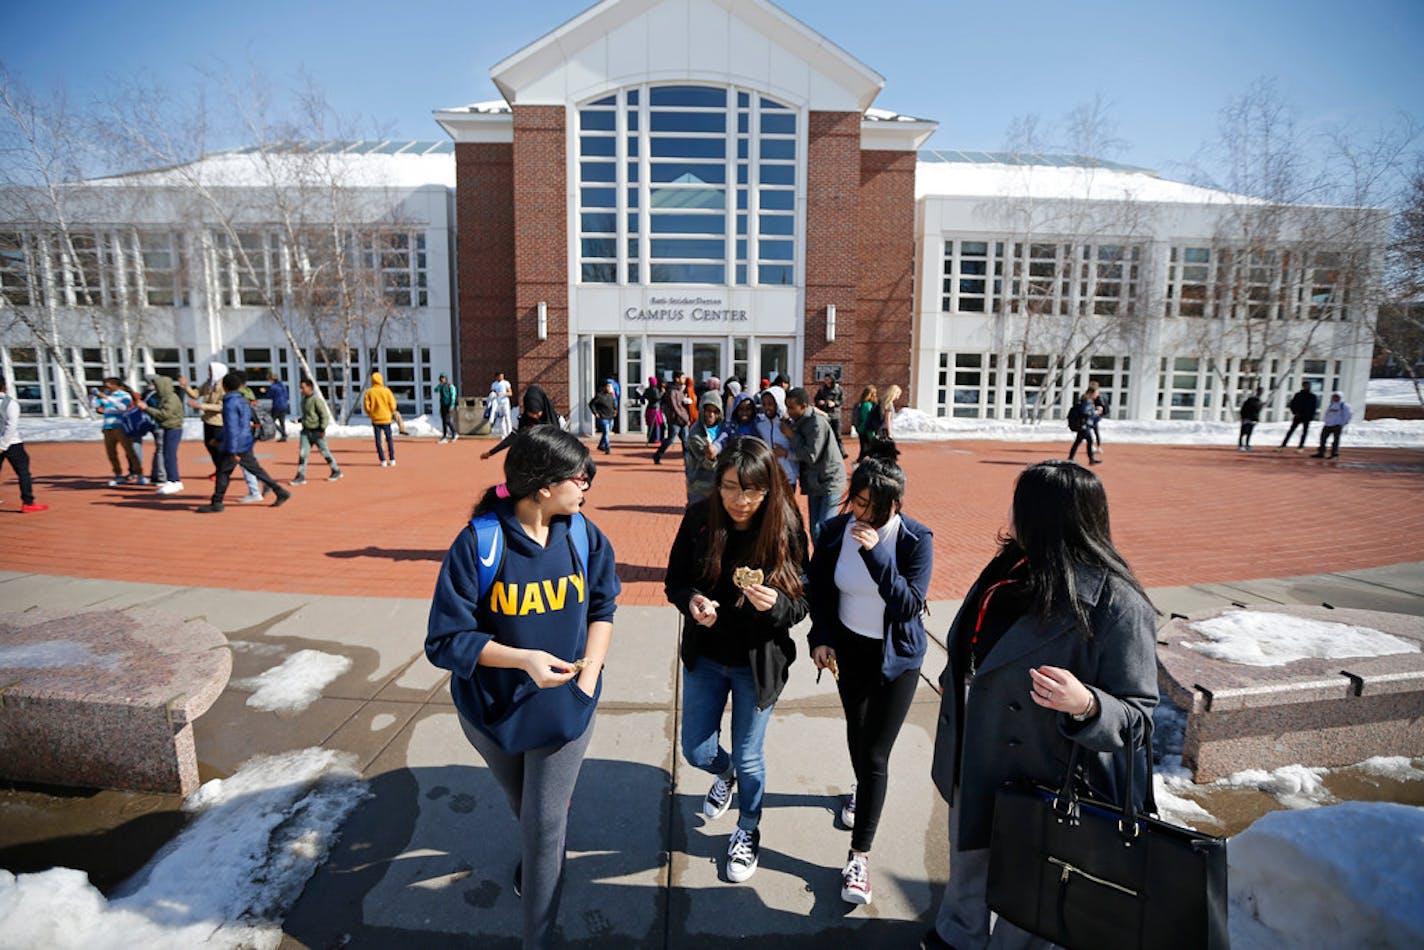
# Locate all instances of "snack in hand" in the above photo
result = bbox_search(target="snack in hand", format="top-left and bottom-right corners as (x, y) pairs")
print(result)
(732, 566), (764, 589)
(826, 655), (840, 681)
(568, 657), (591, 672)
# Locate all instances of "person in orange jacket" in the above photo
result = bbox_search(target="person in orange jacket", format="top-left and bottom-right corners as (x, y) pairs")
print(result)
(363, 371), (398, 467)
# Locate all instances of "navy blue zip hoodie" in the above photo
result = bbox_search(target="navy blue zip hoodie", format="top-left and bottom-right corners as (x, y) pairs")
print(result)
(426, 500), (620, 752)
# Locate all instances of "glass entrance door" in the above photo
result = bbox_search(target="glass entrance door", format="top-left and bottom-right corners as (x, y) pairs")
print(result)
(692, 342), (722, 386)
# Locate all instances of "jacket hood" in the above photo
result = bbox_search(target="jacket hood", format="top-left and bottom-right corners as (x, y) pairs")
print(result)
(726, 380), (742, 396)
(152, 376), (175, 398)
(730, 391), (759, 419)
(371, 371), (384, 386)
(207, 361), (228, 382)
(699, 391), (723, 414)
(1331, 390), (1344, 399)
(760, 386), (787, 417)
(648, 375), (660, 388)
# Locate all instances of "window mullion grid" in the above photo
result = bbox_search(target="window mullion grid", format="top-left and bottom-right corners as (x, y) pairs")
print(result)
(639, 90), (651, 284)
(748, 95), (761, 284)
(725, 86), (736, 284)
(616, 95), (629, 286)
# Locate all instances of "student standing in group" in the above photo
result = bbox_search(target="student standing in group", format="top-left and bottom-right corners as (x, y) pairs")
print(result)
(814, 373), (850, 460)
(644, 375), (667, 446)
(783, 387), (845, 545)
(426, 427), (620, 950)
(924, 460), (1157, 950)
(1278, 381), (1319, 453)
(290, 379), (343, 485)
(144, 375), (185, 495)
(754, 386), (798, 490)
(653, 373), (692, 465)
(807, 452), (931, 906)
(363, 371), (398, 467)
(588, 382), (618, 455)
(683, 392), (723, 504)
(1313, 390), (1353, 459)
(664, 437), (809, 884)
(92, 377), (146, 486)
(437, 373), (459, 444)
(853, 385), (879, 462)
(1238, 386), (1264, 452)
(0, 378), (47, 512)
(196, 373), (291, 513)
(489, 372), (514, 440)
(266, 373), (290, 442)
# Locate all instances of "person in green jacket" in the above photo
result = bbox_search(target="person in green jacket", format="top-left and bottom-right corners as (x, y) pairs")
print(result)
(291, 378), (343, 485)
(436, 373), (459, 443)
(144, 375), (186, 495)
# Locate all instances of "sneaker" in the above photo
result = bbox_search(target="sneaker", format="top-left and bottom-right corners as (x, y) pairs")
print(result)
(328, 471), (343, 481)
(196, 503), (224, 513)
(157, 480), (184, 495)
(135, 475), (150, 485)
(21, 503), (48, 513)
(238, 493), (264, 504)
(1236, 446), (1245, 452)
(380, 460), (389, 467)
(107, 476), (131, 487)
(452, 433), (459, 442)
(438, 438), (449, 444)
(290, 477), (307, 486)
(726, 827), (760, 883)
(841, 785), (857, 828)
(389, 459), (397, 467)
(272, 491), (292, 507)
(841, 852), (872, 905)
(1089, 458), (1102, 465)
(704, 774), (736, 820)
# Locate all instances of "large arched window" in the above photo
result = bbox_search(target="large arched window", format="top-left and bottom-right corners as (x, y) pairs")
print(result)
(578, 84), (798, 286)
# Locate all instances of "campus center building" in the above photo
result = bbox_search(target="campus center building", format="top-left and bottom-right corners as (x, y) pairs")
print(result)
(0, 0), (1383, 429)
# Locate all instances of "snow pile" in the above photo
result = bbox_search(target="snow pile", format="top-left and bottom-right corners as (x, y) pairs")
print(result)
(20, 414), (445, 443)
(1216, 764), (1335, 809)
(890, 406), (1424, 448)
(234, 650), (352, 713)
(1183, 610), (1420, 667)
(1358, 756), (1424, 783)
(1228, 802), (1424, 949)
(1151, 696), (1219, 826)
(0, 748), (368, 950)
(1367, 378), (1424, 407)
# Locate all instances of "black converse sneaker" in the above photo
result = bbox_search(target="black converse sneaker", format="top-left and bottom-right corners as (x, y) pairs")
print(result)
(841, 851), (871, 905)
(726, 827), (760, 883)
(841, 784), (857, 828)
(703, 774), (735, 820)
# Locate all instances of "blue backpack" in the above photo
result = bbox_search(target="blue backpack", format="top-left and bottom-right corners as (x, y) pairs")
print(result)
(118, 404), (156, 439)
(469, 509), (591, 603)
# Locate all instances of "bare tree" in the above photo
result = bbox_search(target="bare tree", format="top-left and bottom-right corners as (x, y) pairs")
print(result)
(988, 96), (1152, 422)
(1375, 158), (1424, 402)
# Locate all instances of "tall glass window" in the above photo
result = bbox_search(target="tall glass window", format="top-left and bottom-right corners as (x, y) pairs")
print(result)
(578, 84), (799, 286)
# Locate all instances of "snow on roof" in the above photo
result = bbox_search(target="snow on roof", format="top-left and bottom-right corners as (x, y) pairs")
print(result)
(91, 141), (456, 190)
(439, 100), (513, 115)
(915, 150), (1255, 205)
(864, 107), (933, 123)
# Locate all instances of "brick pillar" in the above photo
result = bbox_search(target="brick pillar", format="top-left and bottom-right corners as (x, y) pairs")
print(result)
(513, 105), (571, 413)
(455, 142), (516, 401)
(803, 112), (861, 429)
(855, 149), (917, 405)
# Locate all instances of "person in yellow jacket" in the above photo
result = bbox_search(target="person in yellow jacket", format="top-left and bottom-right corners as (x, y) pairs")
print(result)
(363, 371), (399, 467)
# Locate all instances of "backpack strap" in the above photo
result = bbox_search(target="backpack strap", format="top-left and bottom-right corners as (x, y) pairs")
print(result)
(468, 509), (591, 605)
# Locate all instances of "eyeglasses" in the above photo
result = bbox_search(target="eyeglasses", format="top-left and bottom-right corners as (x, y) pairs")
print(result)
(567, 474), (592, 491)
(718, 483), (768, 503)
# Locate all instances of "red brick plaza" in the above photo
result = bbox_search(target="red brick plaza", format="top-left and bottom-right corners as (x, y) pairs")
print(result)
(5, 438), (1422, 606)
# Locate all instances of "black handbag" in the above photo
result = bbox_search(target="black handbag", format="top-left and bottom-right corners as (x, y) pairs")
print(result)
(986, 721), (1229, 950)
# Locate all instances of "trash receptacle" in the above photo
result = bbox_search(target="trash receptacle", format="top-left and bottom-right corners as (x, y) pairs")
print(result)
(456, 396), (491, 436)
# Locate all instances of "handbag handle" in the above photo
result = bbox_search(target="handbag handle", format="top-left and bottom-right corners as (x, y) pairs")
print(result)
(1053, 709), (1157, 839)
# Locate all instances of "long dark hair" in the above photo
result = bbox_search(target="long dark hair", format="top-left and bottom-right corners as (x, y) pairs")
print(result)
(1007, 459), (1149, 638)
(842, 455), (905, 528)
(701, 437), (804, 599)
(472, 426), (594, 517)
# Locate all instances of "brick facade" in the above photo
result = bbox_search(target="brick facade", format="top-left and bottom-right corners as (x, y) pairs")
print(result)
(803, 112), (861, 421)
(855, 148), (917, 406)
(454, 142), (516, 400)
(512, 106), (571, 412)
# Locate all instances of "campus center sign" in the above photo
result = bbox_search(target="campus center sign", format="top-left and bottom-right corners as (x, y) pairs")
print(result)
(574, 286), (799, 335)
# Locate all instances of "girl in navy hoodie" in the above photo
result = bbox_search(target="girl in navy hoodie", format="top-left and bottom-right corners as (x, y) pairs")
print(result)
(426, 426), (620, 949)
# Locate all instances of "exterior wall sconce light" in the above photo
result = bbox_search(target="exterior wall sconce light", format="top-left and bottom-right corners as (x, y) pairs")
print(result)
(826, 304), (836, 343)
(537, 301), (548, 341)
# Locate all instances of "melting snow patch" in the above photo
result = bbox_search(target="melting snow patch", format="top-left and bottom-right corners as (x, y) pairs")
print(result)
(1228, 802), (1424, 949)
(1357, 756), (1424, 783)
(0, 748), (368, 950)
(1183, 610), (1420, 667)
(1215, 764), (1334, 809)
(235, 650), (352, 713)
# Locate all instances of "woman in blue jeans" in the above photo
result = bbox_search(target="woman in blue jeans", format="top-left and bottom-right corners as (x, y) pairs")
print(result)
(664, 436), (809, 883)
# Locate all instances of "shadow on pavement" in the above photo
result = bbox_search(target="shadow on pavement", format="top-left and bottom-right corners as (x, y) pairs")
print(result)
(326, 547), (444, 562)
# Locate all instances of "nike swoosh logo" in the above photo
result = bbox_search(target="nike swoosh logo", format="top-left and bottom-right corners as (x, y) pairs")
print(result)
(479, 534), (498, 568)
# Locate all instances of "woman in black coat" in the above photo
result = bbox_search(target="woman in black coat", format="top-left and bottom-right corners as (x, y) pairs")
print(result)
(482, 384), (561, 460)
(925, 460), (1158, 950)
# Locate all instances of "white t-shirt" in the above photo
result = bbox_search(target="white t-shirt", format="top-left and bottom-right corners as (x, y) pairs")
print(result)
(834, 513), (902, 639)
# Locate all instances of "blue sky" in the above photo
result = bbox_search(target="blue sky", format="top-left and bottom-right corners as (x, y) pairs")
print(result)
(4, 0), (1422, 182)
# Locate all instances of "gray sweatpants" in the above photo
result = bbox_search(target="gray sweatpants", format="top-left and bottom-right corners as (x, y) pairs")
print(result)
(459, 711), (595, 949)
(933, 794), (1051, 949)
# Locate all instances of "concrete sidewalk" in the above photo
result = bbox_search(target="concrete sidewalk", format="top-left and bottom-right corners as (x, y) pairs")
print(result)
(1, 563), (1422, 947)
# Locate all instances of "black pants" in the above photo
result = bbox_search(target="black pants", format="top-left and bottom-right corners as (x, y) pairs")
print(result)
(1068, 427), (1096, 462)
(272, 410), (288, 441)
(213, 450), (282, 504)
(440, 405), (455, 439)
(1238, 420), (1257, 448)
(1317, 425), (1343, 457)
(203, 422), (225, 467)
(1, 443), (36, 505)
(1281, 416), (1311, 447)
(833, 625), (919, 853)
